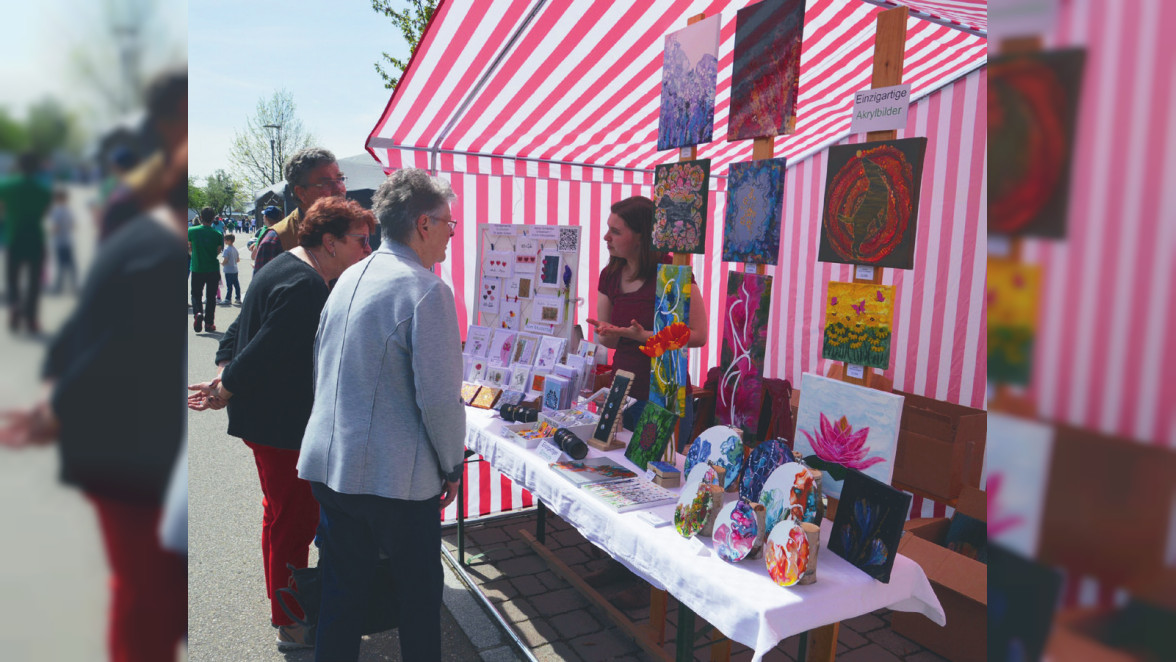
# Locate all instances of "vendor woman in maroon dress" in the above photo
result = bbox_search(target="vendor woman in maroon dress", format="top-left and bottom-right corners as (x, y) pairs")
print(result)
(587, 196), (708, 430)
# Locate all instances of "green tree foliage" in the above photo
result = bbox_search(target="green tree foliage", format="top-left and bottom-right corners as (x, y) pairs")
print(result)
(0, 108), (28, 152)
(228, 89), (315, 197)
(372, 0), (437, 91)
(204, 169), (238, 217)
(188, 176), (207, 211)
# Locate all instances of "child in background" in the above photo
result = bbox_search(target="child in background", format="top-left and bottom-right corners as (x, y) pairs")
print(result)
(221, 234), (241, 304)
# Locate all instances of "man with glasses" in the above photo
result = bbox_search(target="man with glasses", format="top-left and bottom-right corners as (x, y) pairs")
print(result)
(253, 148), (347, 272)
(298, 168), (462, 660)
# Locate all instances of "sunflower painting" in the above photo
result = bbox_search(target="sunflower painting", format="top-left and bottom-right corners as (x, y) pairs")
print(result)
(821, 281), (895, 370)
(987, 260), (1040, 385)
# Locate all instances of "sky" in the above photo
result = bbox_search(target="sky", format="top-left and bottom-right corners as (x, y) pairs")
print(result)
(189, 0), (412, 183)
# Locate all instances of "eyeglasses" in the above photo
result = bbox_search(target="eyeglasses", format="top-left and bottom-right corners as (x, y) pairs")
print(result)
(344, 233), (370, 249)
(428, 214), (457, 232)
(307, 175), (347, 190)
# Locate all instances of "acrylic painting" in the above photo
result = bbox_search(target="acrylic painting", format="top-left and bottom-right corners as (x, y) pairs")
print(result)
(652, 160), (710, 254)
(624, 401), (676, 471)
(727, 0), (806, 141)
(714, 500), (760, 563)
(683, 424), (743, 491)
(987, 260), (1040, 385)
(791, 373), (904, 499)
(986, 413), (1055, 559)
(764, 519), (809, 587)
(818, 138), (927, 270)
(989, 49), (1085, 238)
(674, 464), (718, 539)
(739, 439), (791, 503)
(821, 281), (896, 370)
(656, 14), (720, 151)
(828, 469), (912, 583)
(758, 461), (817, 532)
(716, 271), (773, 438)
(721, 158), (786, 264)
(649, 265), (692, 417)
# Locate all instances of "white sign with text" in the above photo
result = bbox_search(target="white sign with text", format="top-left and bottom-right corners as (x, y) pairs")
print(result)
(850, 84), (912, 134)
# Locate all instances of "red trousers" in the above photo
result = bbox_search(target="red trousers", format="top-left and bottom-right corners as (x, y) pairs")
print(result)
(88, 493), (187, 662)
(245, 440), (319, 626)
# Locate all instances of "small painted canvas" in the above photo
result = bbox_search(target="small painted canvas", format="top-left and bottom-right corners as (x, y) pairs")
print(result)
(739, 439), (791, 503)
(683, 425), (743, 491)
(464, 325), (492, 358)
(716, 271), (773, 438)
(490, 329), (517, 366)
(759, 462), (817, 532)
(714, 500), (761, 563)
(656, 14), (721, 151)
(987, 260), (1041, 385)
(821, 281), (896, 370)
(988, 543), (1065, 662)
(652, 160), (710, 254)
(764, 519), (809, 587)
(649, 265), (692, 416)
(829, 469), (912, 583)
(792, 373), (905, 499)
(727, 0), (806, 141)
(624, 401), (676, 471)
(818, 138), (927, 270)
(674, 464), (718, 538)
(721, 158), (786, 264)
(989, 49), (1086, 238)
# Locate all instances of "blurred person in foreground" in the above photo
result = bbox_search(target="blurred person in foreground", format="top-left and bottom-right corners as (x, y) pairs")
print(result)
(187, 197), (375, 649)
(0, 142), (190, 661)
(297, 168), (464, 661)
(0, 151), (52, 334)
(98, 69), (187, 243)
(188, 207), (223, 332)
(253, 148), (346, 273)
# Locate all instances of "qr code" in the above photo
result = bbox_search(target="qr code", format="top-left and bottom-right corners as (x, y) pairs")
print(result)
(558, 227), (578, 252)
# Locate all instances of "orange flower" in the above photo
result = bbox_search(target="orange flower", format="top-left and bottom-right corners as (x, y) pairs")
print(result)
(639, 323), (692, 357)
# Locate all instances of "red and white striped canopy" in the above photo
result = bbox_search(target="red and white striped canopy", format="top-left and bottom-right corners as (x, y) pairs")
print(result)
(367, 0), (987, 174)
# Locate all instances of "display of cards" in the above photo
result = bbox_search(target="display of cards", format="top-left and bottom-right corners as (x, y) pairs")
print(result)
(479, 276), (502, 316)
(490, 329), (518, 366)
(549, 458), (637, 487)
(581, 478), (678, 513)
(542, 374), (572, 411)
(535, 335), (566, 370)
(483, 250), (513, 277)
(464, 325), (493, 358)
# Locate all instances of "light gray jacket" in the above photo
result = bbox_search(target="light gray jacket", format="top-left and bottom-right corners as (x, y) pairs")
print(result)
(297, 240), (466, 500)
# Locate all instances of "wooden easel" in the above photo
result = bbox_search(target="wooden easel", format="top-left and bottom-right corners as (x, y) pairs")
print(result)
(830, 6), (908, 395)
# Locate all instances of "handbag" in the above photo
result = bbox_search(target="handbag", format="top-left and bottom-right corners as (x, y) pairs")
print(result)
(276, 555), (399, 638)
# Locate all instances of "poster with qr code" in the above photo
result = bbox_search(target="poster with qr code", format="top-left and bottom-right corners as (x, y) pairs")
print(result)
(474, 224), (582, 347)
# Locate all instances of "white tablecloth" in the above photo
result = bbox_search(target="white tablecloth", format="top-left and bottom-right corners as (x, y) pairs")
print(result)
(464, 408), (945, 662)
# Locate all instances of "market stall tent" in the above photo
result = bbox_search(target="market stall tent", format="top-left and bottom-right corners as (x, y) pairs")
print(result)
(365, 0), (987, 521)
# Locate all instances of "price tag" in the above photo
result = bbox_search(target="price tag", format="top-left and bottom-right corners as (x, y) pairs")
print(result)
(846, 364), (866, 379)
(537, 440), (563, 463)
(643, 468), (657, 482)
(854, 265), (875, 281)
(679, 147), (693, 160)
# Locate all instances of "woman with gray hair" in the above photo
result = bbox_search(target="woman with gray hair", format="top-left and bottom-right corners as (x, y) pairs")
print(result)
(298, 168), (465, 661)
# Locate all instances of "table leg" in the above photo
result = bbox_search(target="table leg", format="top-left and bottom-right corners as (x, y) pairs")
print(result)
(709, 629), (731, 661)
(457, 467), (467, 566)
(805, 622), (839, 662)
(675, 603), (696, 662)
(536, 500), (547, 545)
(650, 588), (668, 644)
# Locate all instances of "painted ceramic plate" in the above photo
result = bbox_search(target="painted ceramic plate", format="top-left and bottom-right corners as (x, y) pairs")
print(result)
(674, 464), (718, 538)
(739, 439), (791, 503)
(683, 425), (744, 491)
(758, 462), (817, 532)
(714, 500), (759, 563)
(764, 519), (809, 587)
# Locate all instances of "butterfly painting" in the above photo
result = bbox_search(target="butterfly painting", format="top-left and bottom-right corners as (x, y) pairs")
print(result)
(624, 401), (676, 471)
(821, 281), (896, 370)
(987, 260), (1040, 385)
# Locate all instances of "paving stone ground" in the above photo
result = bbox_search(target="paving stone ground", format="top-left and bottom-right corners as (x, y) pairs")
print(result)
(443, 510), (953, 661)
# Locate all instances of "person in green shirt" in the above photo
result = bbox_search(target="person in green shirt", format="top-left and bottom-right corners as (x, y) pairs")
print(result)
(188, 207), (223, 332)
(0, 152), (53, 334)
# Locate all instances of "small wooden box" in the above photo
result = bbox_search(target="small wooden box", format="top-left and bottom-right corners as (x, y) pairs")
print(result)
(649, 461), (680, 488)
(891, 391), (986, 504)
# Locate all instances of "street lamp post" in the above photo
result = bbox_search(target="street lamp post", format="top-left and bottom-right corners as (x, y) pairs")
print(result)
(263, 123), (282, 185)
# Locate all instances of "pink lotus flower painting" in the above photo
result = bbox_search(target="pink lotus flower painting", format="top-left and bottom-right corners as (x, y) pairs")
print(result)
(793, 373), (905, 499)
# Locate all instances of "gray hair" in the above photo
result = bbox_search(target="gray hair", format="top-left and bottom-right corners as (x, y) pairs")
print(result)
(372, 168), (456, 242)
(284, 147), (337, 188)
